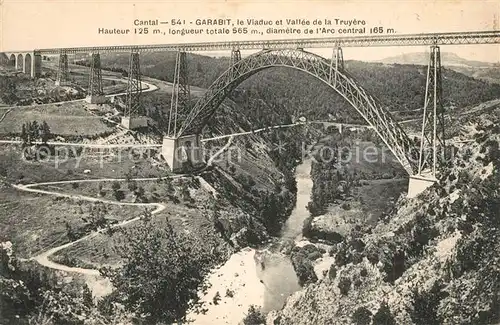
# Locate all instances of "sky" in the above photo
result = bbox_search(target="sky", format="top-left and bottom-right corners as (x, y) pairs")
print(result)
(1, 0), (499, 63)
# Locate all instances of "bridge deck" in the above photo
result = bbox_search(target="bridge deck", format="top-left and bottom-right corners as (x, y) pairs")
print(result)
(5, 30), (499, 54)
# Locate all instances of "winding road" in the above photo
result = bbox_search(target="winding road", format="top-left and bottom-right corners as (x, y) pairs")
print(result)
(15, 178), (171, 275)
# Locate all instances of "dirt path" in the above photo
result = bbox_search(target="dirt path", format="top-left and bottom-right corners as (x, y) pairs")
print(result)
(13, 135), (230, 276)
(9, 138), (227, 296)
(0, 108), (12, 124)
(13, 177), (179, 275)
(206, 135), (234, 166)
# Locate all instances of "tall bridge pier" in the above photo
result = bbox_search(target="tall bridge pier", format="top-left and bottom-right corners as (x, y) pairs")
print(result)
(162, 51), (205, 172)
(407, 45), (445, 197)
(55, 51), (69, 86)
(85, 52), (106, 104)
(121, 51), (149, 129)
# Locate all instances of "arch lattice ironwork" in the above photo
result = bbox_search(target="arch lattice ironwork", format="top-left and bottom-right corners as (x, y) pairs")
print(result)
(177, 49), (417, 175)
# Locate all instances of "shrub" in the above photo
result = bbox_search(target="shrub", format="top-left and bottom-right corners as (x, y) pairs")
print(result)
(384, 249), (405, 283)
(243, 305), (266, 325)
(113, 190), (125, 201)
(111, 181), (121, 191)
(65, 221), (78, 241)
(352, 307), (372, 325)
(301, 216), (314, 238)
(410, 282), (446, 325)
(338, 277), (351, 295)
(101, 216), (222, 324)
(373, 302), (396, 325)
(213, 291), (221, 305)
(351, 238), (366, 252)
(291, 258), (318, 287)
(335, 244), (352, 267)
(328, 264), (337, 280)
(127, 181), (138, 192)
(341, 202), (351, 210)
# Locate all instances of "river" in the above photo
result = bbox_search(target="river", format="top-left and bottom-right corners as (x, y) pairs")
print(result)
(257, 159), (313, 313)
(186, 159), (313, 324)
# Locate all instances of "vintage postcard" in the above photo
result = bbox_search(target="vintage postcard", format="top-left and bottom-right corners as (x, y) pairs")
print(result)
(0, 1), (499, 324)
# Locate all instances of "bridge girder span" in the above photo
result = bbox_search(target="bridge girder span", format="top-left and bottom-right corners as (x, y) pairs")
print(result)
(27, 30), (500, 54)
(177, 48), (417, 175)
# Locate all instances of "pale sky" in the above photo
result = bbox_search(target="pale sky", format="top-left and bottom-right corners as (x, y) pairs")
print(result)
(1, 0), (499, 62)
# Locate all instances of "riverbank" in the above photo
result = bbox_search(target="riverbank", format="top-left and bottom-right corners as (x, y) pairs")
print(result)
(186, 160), (314, 324)
(185, 247), (266, 324)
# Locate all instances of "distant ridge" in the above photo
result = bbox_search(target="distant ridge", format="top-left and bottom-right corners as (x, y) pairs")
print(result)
(378, 52), (498, 68)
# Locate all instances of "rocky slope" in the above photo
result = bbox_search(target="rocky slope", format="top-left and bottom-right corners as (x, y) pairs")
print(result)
(268, 105), (500, 325)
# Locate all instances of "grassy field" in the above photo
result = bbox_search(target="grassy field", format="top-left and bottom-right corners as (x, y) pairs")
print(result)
(0, 144), (223, 268)
(49, 178), (232, 269)
(0, 145), (168, 184)
(0, 101), (114, 136)
(37, 177), (190, 204)
(51, 200), (214, 268)
(68, 73), (126, 91)
(0, 185), (144, 258)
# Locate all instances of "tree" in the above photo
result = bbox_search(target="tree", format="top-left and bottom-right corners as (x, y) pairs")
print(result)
(243, 305), (266, 325)
(82, 203), (108, 231)
(20, 124), (29, 145)
(352, 307), (372, 325)
(164, 176), (174, 194)
(0, 77), (18, 104)
(373, 302), (396, 325)
(39, 121), (51, 144)
(135, 186), (146, 202)
(111, 182), (124, 201)
(29, 121), (39, 142)
(179, 181), (192, 203)
(111, 181), (121, 192)
(127, 180), (138, 192)
(101, 216), (220, 324)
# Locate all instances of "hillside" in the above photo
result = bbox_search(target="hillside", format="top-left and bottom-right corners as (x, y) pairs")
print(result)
(267, 103), (500, 325)
(378, 51), (498, 68)
(379, 51), (500, 85)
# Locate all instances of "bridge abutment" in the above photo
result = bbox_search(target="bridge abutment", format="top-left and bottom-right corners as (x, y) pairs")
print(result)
(407, 174), (437, 198)
(162, 134), (205, 173)
(121, 116), (149, 129)
(84, 94), (107, 104)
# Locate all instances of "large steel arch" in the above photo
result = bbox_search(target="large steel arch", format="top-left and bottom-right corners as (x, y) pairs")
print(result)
(178, 49), (417, 175)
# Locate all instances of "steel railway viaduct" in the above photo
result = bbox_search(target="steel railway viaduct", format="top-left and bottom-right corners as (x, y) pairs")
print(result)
(2, 30), (500, 197)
